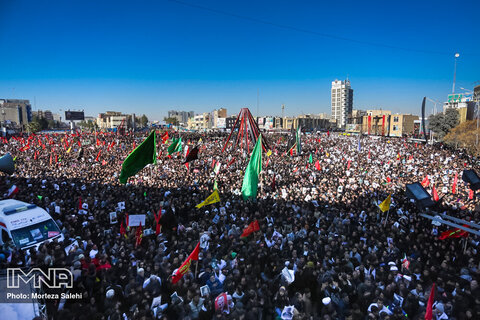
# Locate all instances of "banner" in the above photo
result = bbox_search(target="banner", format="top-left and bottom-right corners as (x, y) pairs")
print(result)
(368, 115), (372, 135)
(381, 115), (386, 136)
(127, 214), (146, 227)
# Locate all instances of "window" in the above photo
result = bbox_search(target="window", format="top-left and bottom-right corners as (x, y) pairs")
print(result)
(394, 116), (399, 122)
(393, 125), (399, 131)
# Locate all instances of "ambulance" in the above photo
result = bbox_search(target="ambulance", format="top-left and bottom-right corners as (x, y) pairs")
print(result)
(0, 199), (64, 250)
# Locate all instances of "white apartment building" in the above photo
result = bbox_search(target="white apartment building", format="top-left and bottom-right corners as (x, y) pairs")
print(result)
(331, 79), (353, 128)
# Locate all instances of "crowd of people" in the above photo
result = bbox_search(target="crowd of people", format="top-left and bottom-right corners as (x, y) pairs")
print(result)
(0, 129), (479, 320)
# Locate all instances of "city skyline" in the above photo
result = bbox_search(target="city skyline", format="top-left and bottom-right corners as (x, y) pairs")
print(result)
(0, 0), (478, 121)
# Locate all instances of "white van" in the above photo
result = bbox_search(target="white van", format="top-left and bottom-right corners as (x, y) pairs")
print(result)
(0, 199), (64, 250)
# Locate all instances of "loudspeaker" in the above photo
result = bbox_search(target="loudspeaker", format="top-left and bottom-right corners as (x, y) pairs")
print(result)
(0, 153), (14, 175)
(462, 169), (480, 191)
(405, 182), (435, 210)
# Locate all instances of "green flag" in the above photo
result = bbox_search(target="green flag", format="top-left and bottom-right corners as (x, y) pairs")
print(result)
(213, 180), (218, 190)
(167, 138), (182, 155)
(119, 130), (156, 184)
(309, 153), (313, 163)
(241, 135), (262, 200)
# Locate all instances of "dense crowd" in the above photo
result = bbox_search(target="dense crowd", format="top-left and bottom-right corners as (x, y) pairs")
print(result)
(0, 129), (479, 320)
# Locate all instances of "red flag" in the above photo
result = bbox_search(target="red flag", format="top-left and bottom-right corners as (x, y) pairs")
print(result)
(240, 220), (260, 238)
(212, 159), (216, 168)
(452, 172), (458, 194)
(108, 141), (115, 151)
(469, 189), (474, 200)
(154, 207), (162, 235)
(425, 283), (436, 320)
(315, 160), (321, 171)
(77, 140), (81, 147)
(95, 150), (101, 162)
(432, 185), (439, 202)
(172, 242), (200, 284)
(161, 131), (169, 143)
(293, 166), (298, 173)
(327, 130), (330, 137)
(185, 162), (189, 170)
(227, 158), (236, 167)
(265, 157), (270, 168)
(368, 149), (371, 159)
(120, 220), (126, 238)
(102, 160), (107, 166)
(135, 222), (143, 248)
(34, 151), (38, 160)
(133, 141), (136, 149)
(19, 144), (30, 152)
(439, 225), (469, 240)
(49, 154), (52, 166)
(347, 160), (351, 170)
(386, 177), (391, 183)
(96, 138), (100, 146)
(55, 154), (58, 164)
(421, 176), (430, 187)
(78, 197), (83, 210)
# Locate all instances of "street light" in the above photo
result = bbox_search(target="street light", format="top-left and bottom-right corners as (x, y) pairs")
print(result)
(453, 53), (460, 94)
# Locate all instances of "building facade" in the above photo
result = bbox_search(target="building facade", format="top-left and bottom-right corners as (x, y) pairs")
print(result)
(96, 111), (130, 129)
(331, 79), (353, 128)
(0, 99), (32, 127)
(388, 114), (419, 137)
(188, 113), (210, 131)
(212, 108), (227, 128)
(168, 110), (194, 125)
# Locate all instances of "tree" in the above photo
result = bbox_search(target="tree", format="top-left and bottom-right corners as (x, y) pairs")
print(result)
(27, 121), (41, 133)
(140, 114), (149, 127)
(444, 120), (480, 156)
(428, 108), (459, 140)
(164, 117), (179, 126)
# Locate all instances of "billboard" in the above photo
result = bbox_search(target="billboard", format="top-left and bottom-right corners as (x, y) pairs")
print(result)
(264, 117), (274, 130)
(345, 124), (361, 132)
(65, 111), (85, 121)
(216, 118), (226, 129)
(447, 94), (472, 103)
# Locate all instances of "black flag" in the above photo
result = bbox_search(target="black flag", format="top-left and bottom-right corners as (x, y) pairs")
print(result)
(183, 146), (199, 164)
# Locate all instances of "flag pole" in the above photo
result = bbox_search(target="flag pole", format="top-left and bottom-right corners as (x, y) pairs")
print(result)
(194, 260), (199, 279)
(384, 208), (390, 227)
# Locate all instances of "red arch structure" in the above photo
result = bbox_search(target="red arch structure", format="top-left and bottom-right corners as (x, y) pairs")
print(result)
(222, 108), (270, 153)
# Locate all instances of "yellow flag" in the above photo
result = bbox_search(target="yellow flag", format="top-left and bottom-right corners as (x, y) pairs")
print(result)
(196, 189), (220, 209)
(66, 146), (72, 153)
(198, 138), (203, 144)
(378, 194), (391, 212)
(266, 149), (272, 157)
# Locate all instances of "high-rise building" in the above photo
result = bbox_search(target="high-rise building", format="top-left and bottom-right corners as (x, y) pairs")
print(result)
(331, 79), (353, 128)
(0, 99), (32, 127)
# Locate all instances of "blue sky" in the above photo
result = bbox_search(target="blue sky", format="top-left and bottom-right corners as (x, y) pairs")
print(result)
(0, 0), (478, 121)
